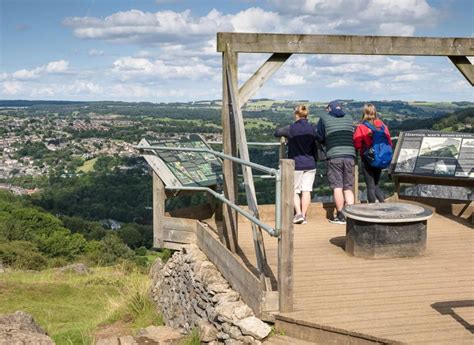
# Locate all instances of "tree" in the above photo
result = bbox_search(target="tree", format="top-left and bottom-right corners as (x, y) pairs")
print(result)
(118, 224), (143, 249)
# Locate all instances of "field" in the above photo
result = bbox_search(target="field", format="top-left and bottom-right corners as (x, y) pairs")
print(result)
(0, 264), (162, 344)
(77, 157), (98, 173)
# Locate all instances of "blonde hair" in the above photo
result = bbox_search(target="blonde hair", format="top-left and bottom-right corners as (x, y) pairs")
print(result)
(362, 103), (377, 122)
(294, 105), (309, 118)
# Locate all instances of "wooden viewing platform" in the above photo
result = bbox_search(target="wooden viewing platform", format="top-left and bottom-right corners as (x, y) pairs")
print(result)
(141, 32), (473, 344)
(229, 202), (474, 344)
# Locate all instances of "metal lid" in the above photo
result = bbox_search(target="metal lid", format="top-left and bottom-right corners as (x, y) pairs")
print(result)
(342, 203), (433, 223)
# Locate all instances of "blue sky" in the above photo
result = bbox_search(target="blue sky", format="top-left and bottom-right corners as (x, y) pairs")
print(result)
(1, 0), (473, 102)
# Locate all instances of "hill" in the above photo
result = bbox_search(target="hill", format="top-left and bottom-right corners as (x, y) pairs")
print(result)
(390, 107), (473, 134)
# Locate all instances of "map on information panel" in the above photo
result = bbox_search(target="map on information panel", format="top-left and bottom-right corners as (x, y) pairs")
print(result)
(392, 131), (474, 178)
(149, 134), (222, 187)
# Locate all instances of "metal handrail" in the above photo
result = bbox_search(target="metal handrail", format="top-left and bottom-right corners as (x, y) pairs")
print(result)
(208, 141), (283, 146)
(137, 144), (282, 237)
(165, 186), (278, 236)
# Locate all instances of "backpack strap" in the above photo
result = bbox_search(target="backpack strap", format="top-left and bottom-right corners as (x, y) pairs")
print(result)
(363, 121), (384, 132)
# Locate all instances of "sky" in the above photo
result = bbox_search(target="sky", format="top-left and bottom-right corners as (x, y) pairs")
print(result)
(0, 0), (473, 102)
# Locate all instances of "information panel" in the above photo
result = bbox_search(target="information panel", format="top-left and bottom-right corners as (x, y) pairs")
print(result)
(149, 134), (222, 187)
(392, 131), (474, 178)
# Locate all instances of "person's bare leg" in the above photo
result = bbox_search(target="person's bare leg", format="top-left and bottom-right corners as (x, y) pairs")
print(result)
(343, 189), (354, 206)
(294, 193), (302, 215)
(301, 191), (311, 217)
(333, 188), (344, 212)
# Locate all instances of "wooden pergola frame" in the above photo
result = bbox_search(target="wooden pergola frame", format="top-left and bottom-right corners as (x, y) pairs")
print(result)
(218, 32), (473, 312)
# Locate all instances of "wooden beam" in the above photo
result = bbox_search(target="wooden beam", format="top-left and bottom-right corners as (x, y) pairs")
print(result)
(162, 229), (196, 244)
(449, 56), (474, 86)
(166, 203), (214, 220)
(153, 172), (165, 248)
(225, 44), (272, 291)
(239, 53), (291, 106)
(163, 216), (196, 232)
(196, 222), (264, 316)
(217, 33), (473, 56)
(221, 50), (239, 253)
(278, 159), (294, 313)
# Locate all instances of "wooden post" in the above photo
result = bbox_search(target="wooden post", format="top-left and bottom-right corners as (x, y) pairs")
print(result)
(221, 50), (239, 253)
(278, 159), (294, 312)
(279, 137), (287, 160)
(153, 172), (165, 248)
(394, 176), (400, 202)
(225, 45), (272, 290)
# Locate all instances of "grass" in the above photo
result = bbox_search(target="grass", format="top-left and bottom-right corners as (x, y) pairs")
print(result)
(76, 157), (98, 173)
(0, 263), (163, 345)
(244, 118), (275, 129)
(180, 328), (200, 345)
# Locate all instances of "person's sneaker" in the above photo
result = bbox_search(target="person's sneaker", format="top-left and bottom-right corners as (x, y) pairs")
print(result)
(329, 212), (346, 225)
(302, 216), (307, 225)
(293, 214), (305, 224)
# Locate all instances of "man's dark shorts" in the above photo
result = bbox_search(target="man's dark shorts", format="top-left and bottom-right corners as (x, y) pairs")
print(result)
(327, 157), (355, 190)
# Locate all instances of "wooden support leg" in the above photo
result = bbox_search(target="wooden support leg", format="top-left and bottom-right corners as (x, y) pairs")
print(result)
(394, 177), (400, 202)
(221, 51), (239, 253)
(225, 45), (272, 290)
(278, 159), (294, 312)
(153, 172), (165, 248)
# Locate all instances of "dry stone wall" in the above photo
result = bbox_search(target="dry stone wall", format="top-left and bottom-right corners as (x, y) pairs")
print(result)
(150, 244), (271, 344)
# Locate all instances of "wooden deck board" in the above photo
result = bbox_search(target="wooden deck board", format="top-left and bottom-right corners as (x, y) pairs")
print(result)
(238, 204), (474, 344)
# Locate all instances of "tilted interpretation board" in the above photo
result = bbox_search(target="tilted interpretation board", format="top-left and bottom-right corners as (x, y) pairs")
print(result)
(391, 131), (474, 195)
(138, 135), (223, 188)
(138, 135), (223, 250)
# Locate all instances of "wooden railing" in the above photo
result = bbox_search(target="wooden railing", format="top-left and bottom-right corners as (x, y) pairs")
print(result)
(139, 140), (295, 316)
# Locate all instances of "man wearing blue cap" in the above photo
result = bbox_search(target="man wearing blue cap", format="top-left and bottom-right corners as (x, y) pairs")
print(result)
(315, 100), (356, 224)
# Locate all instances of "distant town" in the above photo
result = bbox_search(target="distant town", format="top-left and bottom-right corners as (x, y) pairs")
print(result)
(0, 99), (472, 193)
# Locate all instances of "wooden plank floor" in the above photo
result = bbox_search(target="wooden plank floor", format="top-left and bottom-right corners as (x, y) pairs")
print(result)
(237, 204), (474, 344)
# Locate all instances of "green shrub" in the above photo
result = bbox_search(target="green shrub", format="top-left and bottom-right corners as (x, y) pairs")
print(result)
(84, 234), (134, 266)
(0, 240), (48, 270)
(118, 224), (143, 249)
(37, 231), (87, 259)
(134, 246), (147, 256)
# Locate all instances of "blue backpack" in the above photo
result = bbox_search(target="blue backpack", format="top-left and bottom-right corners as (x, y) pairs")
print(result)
(362, 121), (393, 169)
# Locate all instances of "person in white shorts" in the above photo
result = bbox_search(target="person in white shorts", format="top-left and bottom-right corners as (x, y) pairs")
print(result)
(275, 105), (316, 224)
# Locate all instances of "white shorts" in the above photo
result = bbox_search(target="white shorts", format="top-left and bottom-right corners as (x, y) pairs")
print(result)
(294, 169), (316, 194)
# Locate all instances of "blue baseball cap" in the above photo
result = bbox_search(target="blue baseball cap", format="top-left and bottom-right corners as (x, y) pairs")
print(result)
(327, 100), (345, 117)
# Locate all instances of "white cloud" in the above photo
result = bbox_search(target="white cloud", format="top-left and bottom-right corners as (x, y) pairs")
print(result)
(327, 79), (349, 88)
(12, 68), (41, 80)
(63, 1), (437, 48)
(11, 60), (69, 80)
(229, 7), (281, 32)
(378, 23), (414, 36)
(63, 9), (229, 44)
(6, 1), (466, 102)
(111, 56), (215, 80)
(275, 74), (306, 85)
(268, 0), (437, 35)
(88, 49), (104, 56)
(2, 81), (22, 95)
(45, 60), (69, 73)
(69, 81), (103, 94)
